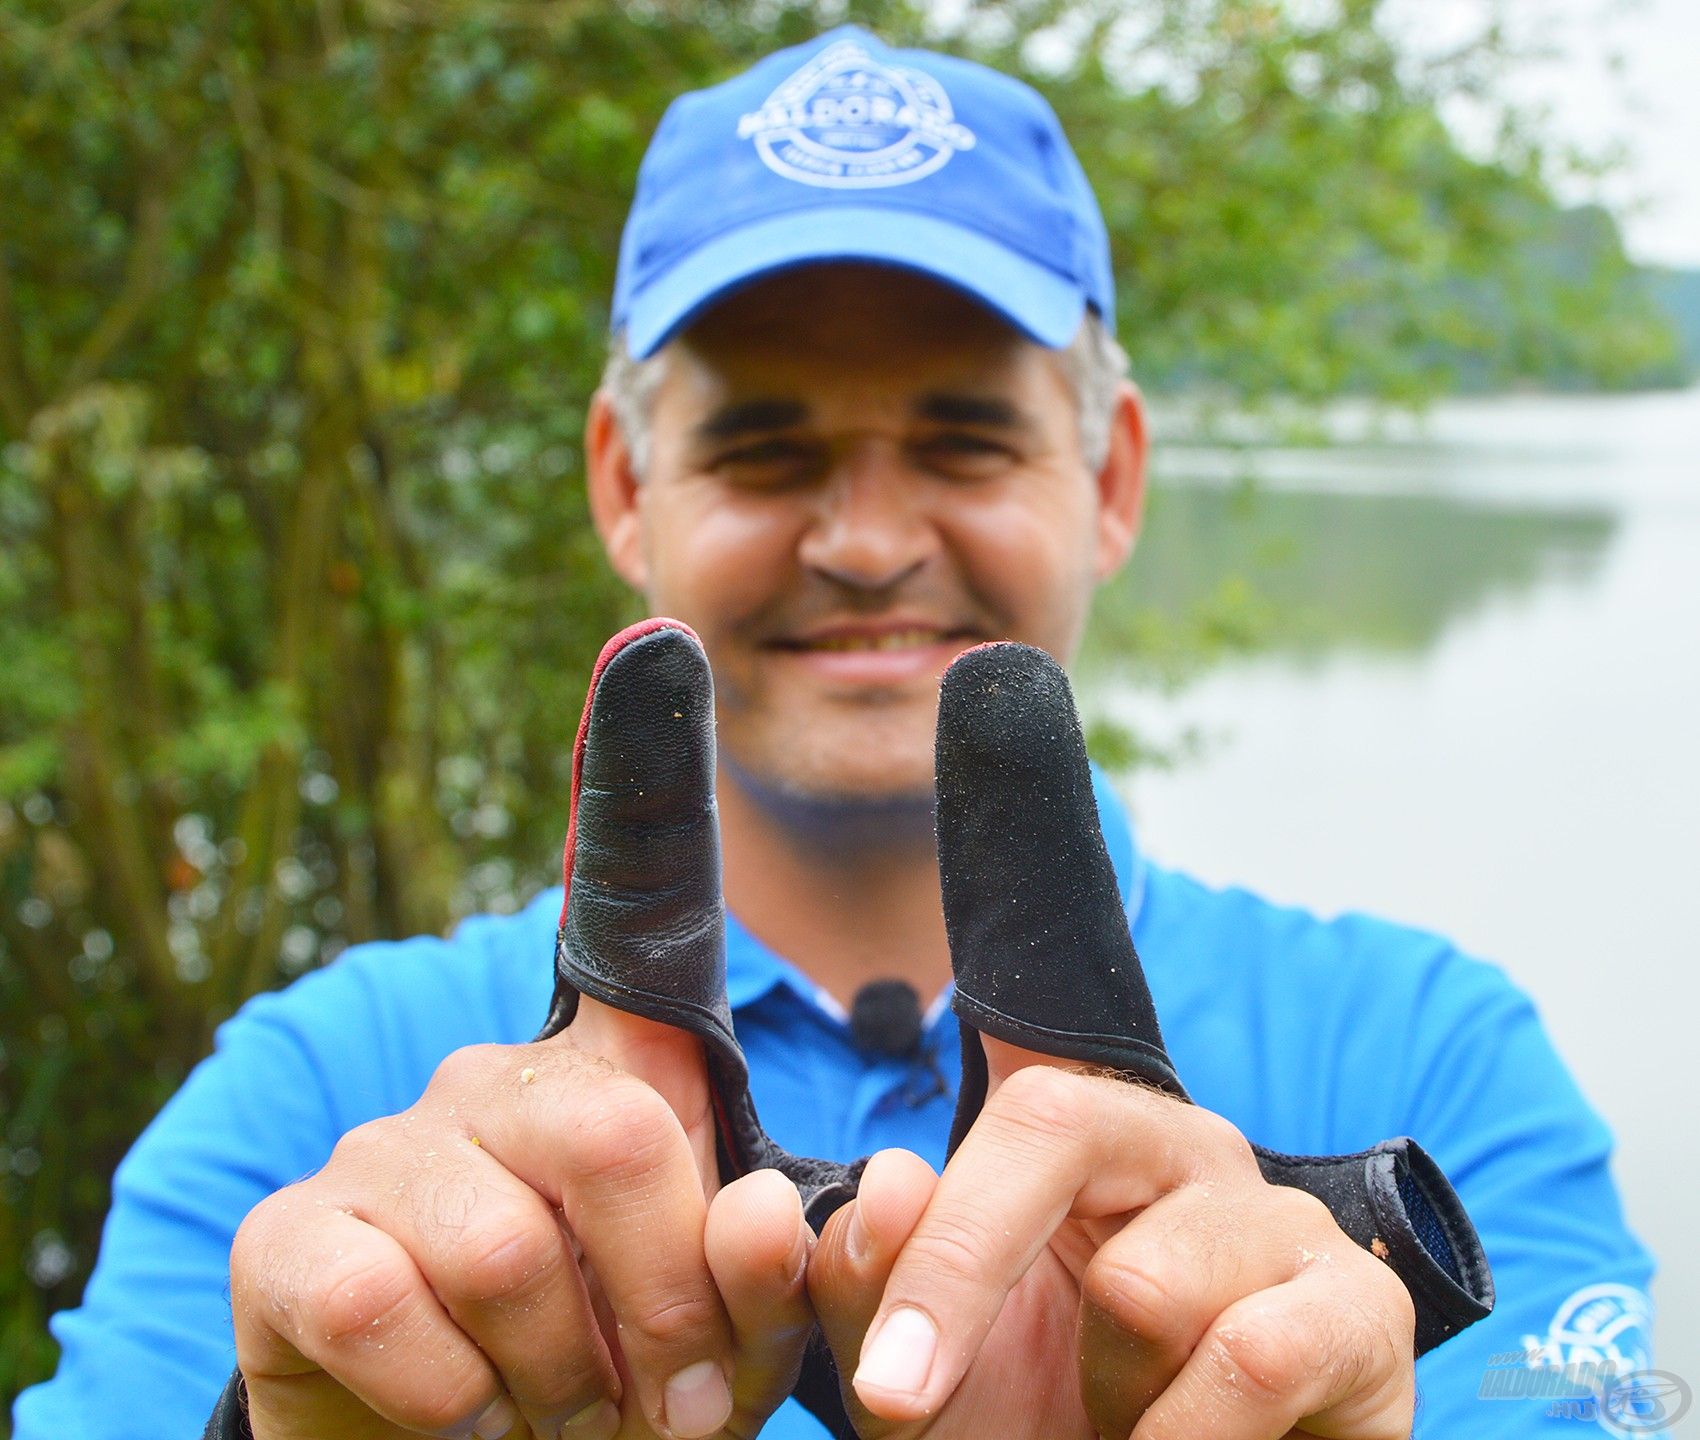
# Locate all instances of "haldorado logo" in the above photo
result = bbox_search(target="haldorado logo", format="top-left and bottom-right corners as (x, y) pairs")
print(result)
(737, 39), (977, 189)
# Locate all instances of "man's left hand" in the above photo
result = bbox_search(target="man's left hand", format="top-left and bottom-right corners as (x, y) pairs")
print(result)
(808, 1037), (1418, 1439)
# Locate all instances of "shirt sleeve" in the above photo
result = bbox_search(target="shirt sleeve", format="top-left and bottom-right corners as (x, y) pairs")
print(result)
(7, 930), (492, 1440)
(1403, 951), (1665, 1438)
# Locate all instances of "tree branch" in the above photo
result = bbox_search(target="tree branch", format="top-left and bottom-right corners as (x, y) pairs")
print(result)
(55, 0), (230, 399)
(0, 219), (34, 434)
(44, 451), (186, 1028)
(59, 184), (172, 396)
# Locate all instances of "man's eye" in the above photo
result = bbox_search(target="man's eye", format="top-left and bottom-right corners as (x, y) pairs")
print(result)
(712, 439), (820, 484)
(929, 435), (1002, 451)
(915, 434), (1013, 472)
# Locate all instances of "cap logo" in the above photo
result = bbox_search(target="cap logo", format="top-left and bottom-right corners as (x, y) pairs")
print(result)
(736, 38), (976, 189)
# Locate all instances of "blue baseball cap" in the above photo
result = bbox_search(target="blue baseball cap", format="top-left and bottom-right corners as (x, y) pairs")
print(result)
(610, 25), (1116, 359)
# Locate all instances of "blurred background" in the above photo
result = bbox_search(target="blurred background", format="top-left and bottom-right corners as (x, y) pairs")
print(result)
(1, 0), (1694, 1423)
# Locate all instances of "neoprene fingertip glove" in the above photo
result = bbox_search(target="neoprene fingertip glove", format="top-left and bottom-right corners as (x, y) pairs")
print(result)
(936, 641), (1495, 1359)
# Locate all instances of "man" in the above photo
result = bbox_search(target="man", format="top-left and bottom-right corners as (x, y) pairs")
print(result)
(14, 24), (1658, 1440)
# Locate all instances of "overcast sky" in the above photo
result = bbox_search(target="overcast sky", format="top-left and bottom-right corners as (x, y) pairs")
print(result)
(1385, 0), (1700, 267)
(936, 0), (1700, 266)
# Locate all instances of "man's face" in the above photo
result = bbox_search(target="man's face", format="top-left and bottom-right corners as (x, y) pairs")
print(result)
(600, 262), (1141, 806)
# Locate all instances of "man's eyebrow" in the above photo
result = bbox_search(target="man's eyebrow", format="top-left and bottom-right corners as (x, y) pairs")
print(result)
(692, 398), (809, 444)
(913, 392), (1034, 429)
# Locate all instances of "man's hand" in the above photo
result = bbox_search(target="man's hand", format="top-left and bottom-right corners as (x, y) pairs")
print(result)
(809, 1039), (1418, 1440)
(230, 997), (815, 1440)
(227, 621), (823, 1440)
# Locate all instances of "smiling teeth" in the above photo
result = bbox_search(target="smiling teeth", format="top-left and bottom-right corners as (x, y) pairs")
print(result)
(809, 629), (946, 652)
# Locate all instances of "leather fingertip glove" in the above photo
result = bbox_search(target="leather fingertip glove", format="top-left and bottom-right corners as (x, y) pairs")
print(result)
(934, 640), (1495, 1358)
(537, 617), (864, 1225)
(540, 618), (864, 1439)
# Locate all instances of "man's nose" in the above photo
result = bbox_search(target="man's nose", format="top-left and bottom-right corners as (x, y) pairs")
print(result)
(796, 442), (939, 591)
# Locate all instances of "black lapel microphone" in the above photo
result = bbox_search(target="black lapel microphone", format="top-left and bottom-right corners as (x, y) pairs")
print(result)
(849, 978), (948, 1108)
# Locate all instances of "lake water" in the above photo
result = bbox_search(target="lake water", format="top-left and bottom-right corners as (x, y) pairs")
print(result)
(1075, 386), (1700, 1374)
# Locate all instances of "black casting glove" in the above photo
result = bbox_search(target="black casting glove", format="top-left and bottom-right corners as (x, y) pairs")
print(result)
(535, 617), (866, 1225)
(935, 640), (1495, 1362)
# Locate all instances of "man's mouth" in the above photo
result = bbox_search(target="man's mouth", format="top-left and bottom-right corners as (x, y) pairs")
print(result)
(765, 622), (983, 684)
(782, 626), (971, 653)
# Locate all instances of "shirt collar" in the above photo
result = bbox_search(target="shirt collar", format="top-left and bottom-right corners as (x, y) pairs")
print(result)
(724, 763), (1148, 1012)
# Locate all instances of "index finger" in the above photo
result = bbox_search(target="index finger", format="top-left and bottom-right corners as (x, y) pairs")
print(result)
(470, 1046), (736, 1439)
(538, 619), (741, 1198)
(849, 1061), (1232, 1420)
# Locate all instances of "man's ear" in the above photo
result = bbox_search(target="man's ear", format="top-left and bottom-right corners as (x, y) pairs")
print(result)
(1093, 379), (1148, 581)
(584, 387), (649, 592)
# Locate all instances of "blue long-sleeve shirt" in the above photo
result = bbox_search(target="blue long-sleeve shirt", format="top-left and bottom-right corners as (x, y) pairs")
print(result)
(13, 774), (1661, 1437)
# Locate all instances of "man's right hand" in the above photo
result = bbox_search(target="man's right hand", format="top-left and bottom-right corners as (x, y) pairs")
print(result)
(229, 995), (815, 1440)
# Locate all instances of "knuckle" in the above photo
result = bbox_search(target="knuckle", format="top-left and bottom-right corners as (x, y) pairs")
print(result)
(441, 1207), (563, 1308)
(428, 1042), (505, 1095)
(1208, 1310), (1314, 1403)
(991, 1064), (1091, 1142)
(230, 1195), (284, 1288)
(904, 1205), (1006, 1283)
(230, 1182), (325, 1314)
(327, 1116), (397, 1172)
(303, 1253), (420, 1350)
(1271, 1181), (1337, 1235)
(1190, 1106), (1257, 1174)
(623, 1286), (723, 1356)
(565, 1076), (676, 1183)
(1356, 1253), (1418, 1346)
(1082, 1247), (1192, 1344)
(1387, 1273), (1418, 1341)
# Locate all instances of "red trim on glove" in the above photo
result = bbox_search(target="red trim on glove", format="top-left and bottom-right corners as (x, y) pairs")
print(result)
(559, 617), (703, 926)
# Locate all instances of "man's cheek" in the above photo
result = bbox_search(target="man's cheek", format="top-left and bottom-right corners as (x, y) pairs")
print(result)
(955, 521), (1073, 638)
(649, 511), (769, 626)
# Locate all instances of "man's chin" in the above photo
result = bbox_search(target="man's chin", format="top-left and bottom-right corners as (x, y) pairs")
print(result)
(732, 754), (935, 807)
(719, 738), (938, 843)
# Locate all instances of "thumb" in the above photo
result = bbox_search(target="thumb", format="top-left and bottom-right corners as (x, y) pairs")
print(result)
(808, 1149), (940, 1438)
(570, 1001), (719, 1193)
(539, 618), (734, 1191)
(935, 643), (1188, 1135)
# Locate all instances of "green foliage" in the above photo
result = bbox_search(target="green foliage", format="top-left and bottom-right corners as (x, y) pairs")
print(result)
(0, 0), (1681, 1416)
(1082, 478), (1619, 671)
(1647, 267), (1700, 373)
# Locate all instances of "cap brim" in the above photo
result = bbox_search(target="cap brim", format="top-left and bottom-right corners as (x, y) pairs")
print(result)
(622, 207), (1088, 358)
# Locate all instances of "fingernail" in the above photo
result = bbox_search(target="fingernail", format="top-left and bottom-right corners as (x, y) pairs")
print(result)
(856, 1306), (938, 1399)
(788, 1218), (814, 1288)
(559, 1398), (620, 1440)
(472, 1394), (519, 1439)
(663, 1359), (732, 1438)
(845, 1201), (871, 1263)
